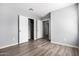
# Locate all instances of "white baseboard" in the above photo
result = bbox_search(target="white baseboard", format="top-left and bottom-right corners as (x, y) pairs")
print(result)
(1, 40), (79, 50)
(0, 43), (18, 49)
(51, 41), (79, 48)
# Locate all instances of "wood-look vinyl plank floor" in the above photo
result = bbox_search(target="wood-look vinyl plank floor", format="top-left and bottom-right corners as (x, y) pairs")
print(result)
(0, 38), (79, 56)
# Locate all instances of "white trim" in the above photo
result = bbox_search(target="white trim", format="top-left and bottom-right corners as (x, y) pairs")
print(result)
(0, 43), (18, 49)
(51, 41), (79, 48)
(42, 19), (49, 21)
(1, 40), (79, 50)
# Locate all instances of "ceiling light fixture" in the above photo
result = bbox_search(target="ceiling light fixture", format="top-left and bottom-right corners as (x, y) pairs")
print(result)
(28, 8), (34, 11)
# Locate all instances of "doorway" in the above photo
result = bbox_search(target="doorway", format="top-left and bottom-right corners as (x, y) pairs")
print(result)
(18, 15), (34, 44)
(43, 20), (49, 40)
(28, 18), (34, 41)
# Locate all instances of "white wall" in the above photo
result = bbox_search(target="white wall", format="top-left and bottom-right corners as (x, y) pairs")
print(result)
(51, 4), (79, 47)
(0, 4), (41, 49)
(0, 4), (18, 49)
(78, 4), (79, 44)
(37, 20), (43, 39)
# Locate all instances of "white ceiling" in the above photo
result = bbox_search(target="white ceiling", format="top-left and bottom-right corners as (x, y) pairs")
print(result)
(1, 3), (75, 18)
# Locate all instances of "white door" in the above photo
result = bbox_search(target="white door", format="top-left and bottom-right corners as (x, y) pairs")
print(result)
(19, 15), (28, 43)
